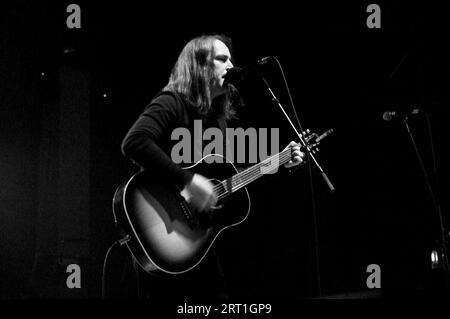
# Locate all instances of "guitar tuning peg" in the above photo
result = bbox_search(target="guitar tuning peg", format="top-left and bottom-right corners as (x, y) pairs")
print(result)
(306, 129), (310, 134)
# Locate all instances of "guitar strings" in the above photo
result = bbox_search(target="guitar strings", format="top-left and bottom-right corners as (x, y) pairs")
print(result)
(229, 140), (310, 190)
(212, 149), (286, 193)
(216, 155), (288, 200)
(217, 152), (291, 200)
(213, 149), (292, 200)
(214, 148), (291, 192)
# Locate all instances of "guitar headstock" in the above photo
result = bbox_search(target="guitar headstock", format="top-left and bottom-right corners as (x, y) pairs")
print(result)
(300, 128), (334, 154)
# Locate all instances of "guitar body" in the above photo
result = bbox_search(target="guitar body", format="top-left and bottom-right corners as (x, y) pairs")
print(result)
(112, 154), (250, 274)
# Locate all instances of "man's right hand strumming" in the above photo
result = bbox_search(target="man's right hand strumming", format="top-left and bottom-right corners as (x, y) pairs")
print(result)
(181, 173), (217, 213)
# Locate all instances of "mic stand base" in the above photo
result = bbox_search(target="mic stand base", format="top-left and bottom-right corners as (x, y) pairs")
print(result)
(403, 117), (450, 290)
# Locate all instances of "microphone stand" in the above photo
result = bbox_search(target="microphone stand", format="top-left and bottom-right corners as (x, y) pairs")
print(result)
(259, 76), (335, 192)
(258, 68), (335, 299)
(402, 115), (450, 290)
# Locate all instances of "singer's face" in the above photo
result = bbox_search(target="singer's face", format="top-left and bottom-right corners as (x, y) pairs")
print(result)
(211, 39), (233, 98)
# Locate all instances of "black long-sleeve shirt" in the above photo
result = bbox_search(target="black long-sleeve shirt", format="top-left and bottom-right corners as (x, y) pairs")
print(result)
(121, 91), (226, 189)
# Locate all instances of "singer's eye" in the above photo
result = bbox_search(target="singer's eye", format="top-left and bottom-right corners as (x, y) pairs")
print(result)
(215, 55), (230, 63)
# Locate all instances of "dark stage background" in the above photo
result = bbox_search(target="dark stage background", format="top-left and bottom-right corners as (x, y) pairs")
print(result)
(1, 1), (449, 299)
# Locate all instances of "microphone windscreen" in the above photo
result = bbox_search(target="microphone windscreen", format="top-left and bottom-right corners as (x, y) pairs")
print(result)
(223, 67), (245, 85)
(382, 111), (393, 121)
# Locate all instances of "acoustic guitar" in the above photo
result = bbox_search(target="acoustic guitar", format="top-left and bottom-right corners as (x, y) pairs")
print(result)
(112, 131), (323, 274)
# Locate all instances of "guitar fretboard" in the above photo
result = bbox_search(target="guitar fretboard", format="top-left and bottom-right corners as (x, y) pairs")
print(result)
(214, 147), (293, 200)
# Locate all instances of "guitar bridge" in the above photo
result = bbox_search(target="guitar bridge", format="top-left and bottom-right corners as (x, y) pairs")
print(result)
(179, 197), (197, 228)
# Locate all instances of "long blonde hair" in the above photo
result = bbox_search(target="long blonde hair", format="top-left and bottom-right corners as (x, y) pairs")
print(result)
(163, 34), (241, 120)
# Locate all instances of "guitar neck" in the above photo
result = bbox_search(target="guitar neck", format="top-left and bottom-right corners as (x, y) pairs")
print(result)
(219, 147), (292, 197)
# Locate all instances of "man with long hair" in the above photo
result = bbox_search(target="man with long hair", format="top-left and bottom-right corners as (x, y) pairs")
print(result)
(121, 34), (304, 300)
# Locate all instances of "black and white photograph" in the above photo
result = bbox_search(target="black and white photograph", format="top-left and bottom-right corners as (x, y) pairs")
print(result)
(1, 0), (449, 313)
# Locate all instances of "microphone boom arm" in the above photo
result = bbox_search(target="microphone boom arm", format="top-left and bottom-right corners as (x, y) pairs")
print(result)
(260, 75), (335, 192)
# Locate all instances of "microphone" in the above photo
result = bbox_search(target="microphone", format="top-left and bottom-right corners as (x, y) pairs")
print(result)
(223, 56), (272, 85)
(382, 108), (420, 121)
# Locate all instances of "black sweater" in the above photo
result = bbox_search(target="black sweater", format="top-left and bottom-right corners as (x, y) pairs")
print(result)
(121, 91), (226, 189)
